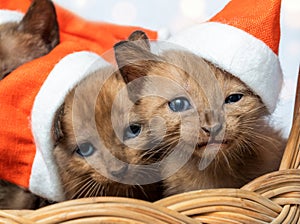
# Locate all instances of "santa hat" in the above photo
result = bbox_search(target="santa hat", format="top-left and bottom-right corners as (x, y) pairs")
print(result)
(168, 0), (283, 113)
(0, 1), (159, 202)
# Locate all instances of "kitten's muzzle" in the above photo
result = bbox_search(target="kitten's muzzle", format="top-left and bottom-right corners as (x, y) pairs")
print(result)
(199, 110), (224, 137)
(201, 123), (223, 137)
(109, 163), (129, 178)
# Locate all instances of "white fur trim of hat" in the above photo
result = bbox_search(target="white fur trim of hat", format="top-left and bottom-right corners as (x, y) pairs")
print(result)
(168, 0), (283, 113)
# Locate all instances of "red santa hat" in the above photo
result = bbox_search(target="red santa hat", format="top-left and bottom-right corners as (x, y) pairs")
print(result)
(168, 0), (283, 113)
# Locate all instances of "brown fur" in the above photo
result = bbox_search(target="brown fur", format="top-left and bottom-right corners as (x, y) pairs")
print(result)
(0, 0), (59, 79)
(114, 31), (286, 197)
(0, 0), (59, 209)
(53, 66), (162, 201)
(0, 180), (52, 209)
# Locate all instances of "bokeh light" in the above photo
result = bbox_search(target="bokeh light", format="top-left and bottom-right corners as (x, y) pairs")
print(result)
(112, 1), (137, 24)
(180, 0), (205, 19)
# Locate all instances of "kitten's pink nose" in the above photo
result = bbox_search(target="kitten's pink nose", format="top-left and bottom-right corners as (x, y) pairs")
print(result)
(201, 123), (222, 137)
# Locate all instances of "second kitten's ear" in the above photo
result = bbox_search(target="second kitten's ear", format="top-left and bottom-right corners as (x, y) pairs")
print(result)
(19, 0), (59, 49)
(128, 30), (151, 51)
(114, 40), (159, 83)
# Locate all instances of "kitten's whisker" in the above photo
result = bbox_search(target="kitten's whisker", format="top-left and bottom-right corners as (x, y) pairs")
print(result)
(219, 150), (233, 173)
(63, 175), (92, 195)
(141, 137), (179, 160)
(75, 179), (94, 199)
(72, 178), (94, 199)
(84, 181), (97, 198)
(99, 183), (105, 196)
(245, 129), (281, 149)
(136, 184), (148, 198)
(94, 183), (102, 197)
(97, 184), (104, 197)
(89, 182), (98, 197)
(63, 175), (90, 188)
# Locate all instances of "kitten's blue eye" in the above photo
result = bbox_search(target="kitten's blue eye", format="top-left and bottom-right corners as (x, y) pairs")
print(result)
(76, 143), (95, 157)
(124, 124), (141, 141)
(169, 97), (191, 112)
(225, 94), (243, 104)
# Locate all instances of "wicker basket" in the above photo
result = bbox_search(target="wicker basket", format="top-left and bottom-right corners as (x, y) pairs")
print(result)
(1, 71), (299, 224)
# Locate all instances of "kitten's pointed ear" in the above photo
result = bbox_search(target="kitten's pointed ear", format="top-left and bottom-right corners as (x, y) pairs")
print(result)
(128, 30), (151, 51)
(114, 40), (159, 83)
(19, 0), (59, 49)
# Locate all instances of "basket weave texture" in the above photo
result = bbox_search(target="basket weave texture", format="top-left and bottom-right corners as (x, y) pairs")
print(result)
(1, 72), (299, 224)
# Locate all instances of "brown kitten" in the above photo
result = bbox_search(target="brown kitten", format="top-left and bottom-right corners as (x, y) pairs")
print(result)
(114, 31), (286, 197)
(0, 0), (59, 79)
(0, 0), (59, 209)
(53, 65), (162, 201)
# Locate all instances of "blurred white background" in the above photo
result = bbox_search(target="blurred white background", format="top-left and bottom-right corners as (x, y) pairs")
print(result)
(53, 0), (300, 137)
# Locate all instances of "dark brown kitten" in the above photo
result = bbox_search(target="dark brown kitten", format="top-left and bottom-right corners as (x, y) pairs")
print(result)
(114, 31), (286, 197)
(52, 31), (162, 201)
(53, 65), (162, 201)
(0, 0), (59, 79)
(0, 0), (59, 209)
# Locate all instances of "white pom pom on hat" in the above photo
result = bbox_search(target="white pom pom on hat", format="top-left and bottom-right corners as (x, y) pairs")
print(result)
(168, 0), (283, 113)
